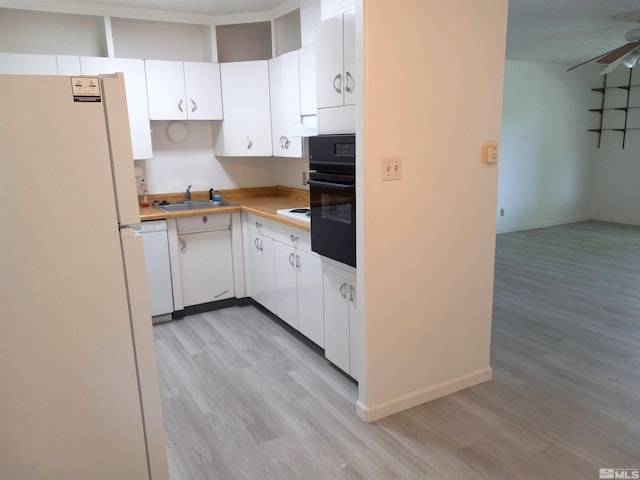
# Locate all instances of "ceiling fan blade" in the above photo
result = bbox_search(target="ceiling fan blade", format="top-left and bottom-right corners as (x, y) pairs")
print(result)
(595, 41), (639, 64)
(599, 55), (628, 75)
(599, 47), (640, 75)
(567, 50), (611, 72)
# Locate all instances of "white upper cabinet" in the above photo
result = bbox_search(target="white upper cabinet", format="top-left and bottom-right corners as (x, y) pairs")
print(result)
(298, 45), (317, 116)
(0, 53), (58, 75)
(216, 60), (272, 157)
(80, 56), (153, 159)
(316, 10), (355, 109)
(56, 55), (81, 75)
(269, 50), (302, 158)
(145, 60), (223, 121)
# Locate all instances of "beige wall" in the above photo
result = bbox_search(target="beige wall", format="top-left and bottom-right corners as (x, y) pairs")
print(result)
(356, 0), (509, 420)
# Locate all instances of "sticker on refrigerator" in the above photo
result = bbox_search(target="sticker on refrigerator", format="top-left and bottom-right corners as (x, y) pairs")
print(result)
(71, 77), (102, 102)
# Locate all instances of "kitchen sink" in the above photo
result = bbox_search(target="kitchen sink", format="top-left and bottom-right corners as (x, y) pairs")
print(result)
(154, 200), (237, 213)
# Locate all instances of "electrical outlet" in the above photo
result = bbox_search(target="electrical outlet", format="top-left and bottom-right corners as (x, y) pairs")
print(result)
(382, 157), (402, 181)
(302, 171), (308, 186)
(500, 208), (505, 217)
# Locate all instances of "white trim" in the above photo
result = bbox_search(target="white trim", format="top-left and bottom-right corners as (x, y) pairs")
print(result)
(590, 214), (640, 227)
(356, 367), (493, 422)
(496, 214), (591, 234)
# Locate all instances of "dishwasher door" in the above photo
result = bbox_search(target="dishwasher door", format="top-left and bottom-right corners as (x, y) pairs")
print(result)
(136, 220), (174, 320)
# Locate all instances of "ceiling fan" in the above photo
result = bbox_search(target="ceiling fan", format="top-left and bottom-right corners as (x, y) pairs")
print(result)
(567, 27), (640, 75)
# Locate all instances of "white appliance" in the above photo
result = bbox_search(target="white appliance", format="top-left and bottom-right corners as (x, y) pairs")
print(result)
(134, 220), (174, 321)
(0, 74), (169, 480)
(276, 207), (311, 223)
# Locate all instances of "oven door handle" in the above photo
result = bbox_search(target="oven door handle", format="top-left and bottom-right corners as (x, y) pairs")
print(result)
(306, 179), (355, 191)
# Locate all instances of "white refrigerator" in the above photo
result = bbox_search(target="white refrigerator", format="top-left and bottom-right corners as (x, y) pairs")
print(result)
(0, 74), (169, 480)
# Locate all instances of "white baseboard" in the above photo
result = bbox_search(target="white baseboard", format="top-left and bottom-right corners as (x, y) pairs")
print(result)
(590, 214), (640, 227)
(496, 215), (591, 234)
(356, 366), (493, 422)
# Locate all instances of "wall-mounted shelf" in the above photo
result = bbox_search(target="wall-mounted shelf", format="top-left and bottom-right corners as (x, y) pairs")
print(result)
(589, 68), (638, 148)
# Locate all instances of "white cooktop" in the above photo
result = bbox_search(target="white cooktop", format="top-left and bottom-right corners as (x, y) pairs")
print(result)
(276, 207), (310, 224)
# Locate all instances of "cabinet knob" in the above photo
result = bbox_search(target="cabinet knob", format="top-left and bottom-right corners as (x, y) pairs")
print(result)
(345, 72), (354, 93)
(280, 136), (290, 150)
(333, 73), (342, 94)
(290, 234), (298, 244)
(339, 282), (348, 299)
(177, 98), (184, 112)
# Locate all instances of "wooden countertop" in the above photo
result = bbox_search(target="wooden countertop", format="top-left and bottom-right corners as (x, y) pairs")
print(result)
(139, 186), (311, 231)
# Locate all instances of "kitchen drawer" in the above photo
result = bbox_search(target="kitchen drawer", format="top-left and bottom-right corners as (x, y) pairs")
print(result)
(177, 213), (231, 234)
(272, 222), (312, 252)
(245, 213), (276, 237)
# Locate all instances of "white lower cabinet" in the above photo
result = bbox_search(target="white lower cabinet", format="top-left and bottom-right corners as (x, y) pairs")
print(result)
(323, 260), (358, 380)
(244, 214), (324, 347)
(169, 214), (234, 309)
(244, 216), (277, 313)
(273, 234), (324, 347)
(179, 229), (234, 307)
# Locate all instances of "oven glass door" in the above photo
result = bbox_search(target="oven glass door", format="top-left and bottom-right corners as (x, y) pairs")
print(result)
(308, 173), (356, 267)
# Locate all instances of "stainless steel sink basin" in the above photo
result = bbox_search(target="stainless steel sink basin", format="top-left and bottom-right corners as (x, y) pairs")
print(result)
(154, 200), (237, 213)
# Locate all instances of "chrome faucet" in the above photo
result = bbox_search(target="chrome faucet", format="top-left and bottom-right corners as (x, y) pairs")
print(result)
(185, 184), (192, 201)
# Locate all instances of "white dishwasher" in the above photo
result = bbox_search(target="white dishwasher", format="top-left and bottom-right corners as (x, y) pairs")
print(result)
(135, 220), (174, 322)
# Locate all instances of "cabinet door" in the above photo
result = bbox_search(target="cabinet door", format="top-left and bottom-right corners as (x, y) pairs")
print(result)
(322, 266), (350, 372)
(299, 45), (317, 116)
(80, 57), (153, 159)
(183, 62), (223, 120)
(178, 230), (234, 307)
(342, 11), (356, 106)
(218, 61), (272, 156)
(297, 250), (324, 347)
(316, 15), (344, 109)
(145, 60), (187, 120)
(269, 51), (302, 158)
(347, 278), (358, 380)
(246, 231), (277, 313)
(274, 241), (298, 328)
(0, 52), (58, 74)
(56, 55), (81, 75)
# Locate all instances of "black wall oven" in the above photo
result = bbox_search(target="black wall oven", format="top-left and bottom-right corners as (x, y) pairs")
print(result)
(308, 134), (356, 267)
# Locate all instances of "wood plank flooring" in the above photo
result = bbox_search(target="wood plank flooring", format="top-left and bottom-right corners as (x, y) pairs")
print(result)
(153, 220), (640, 479)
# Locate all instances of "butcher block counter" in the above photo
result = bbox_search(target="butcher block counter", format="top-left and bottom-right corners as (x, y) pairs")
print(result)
(139, 186), (310, 231)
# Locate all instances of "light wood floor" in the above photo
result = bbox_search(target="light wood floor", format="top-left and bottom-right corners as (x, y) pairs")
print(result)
(153, 220), (640, 480)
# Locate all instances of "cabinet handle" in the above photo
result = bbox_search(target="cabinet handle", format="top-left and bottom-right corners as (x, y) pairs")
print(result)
(333, 73), (342, 94)
(259, 238), (264, 252)
(179, 237), (186, 253)
(246, 137), (253, 149)
(349, 284), (356, 304)
(289, 252), (295, 266)
(178, 98), (184, 112)
(295, 254), (301, 271)
(279, 136), (285, 149)
(345, 72), (354, 93)
(290, 234), (298, 244)
(283, 136), (290, 149)
(339, 282), (348, 299)
(190, 99), (197, 112)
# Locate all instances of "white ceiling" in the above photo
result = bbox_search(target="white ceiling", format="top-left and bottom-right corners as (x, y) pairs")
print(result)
(36, 0), (640, 66)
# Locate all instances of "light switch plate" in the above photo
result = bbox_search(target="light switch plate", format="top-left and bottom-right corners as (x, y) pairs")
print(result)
(382, 157), (402, 181)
